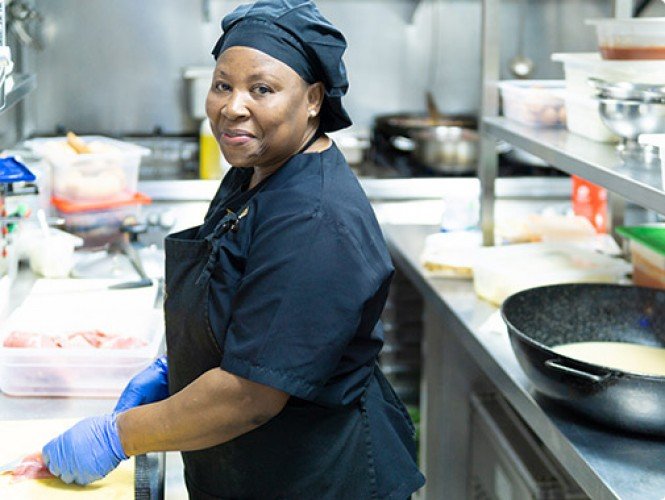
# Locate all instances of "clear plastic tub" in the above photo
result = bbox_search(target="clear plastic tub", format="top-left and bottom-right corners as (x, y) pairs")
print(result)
(27, 136), (150, 203)
(586, 18), (665, 60)
(472, 242), (630, 305)
(0, 306), (163, 397)
(564, 92), (618, 143)
(616, 225), (665, 290)
(498, 80), (566, 128)
(52, 193), (151, 248)
(552, 52), (665, 98)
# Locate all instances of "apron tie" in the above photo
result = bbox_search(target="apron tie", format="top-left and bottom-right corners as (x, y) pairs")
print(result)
(195, 210), (240, 286)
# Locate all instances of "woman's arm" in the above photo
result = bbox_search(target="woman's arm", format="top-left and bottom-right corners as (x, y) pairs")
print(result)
(117, 367), (289, 456)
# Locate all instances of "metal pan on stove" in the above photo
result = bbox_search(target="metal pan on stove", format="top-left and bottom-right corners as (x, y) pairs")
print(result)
(501, 283), (665, 436)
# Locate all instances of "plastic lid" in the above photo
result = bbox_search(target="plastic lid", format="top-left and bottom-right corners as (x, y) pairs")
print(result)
(586, 17), (665, 26)
(52, 192), (151, 213)
(0, 156), (36, 183)
(617, 226), (665, 256)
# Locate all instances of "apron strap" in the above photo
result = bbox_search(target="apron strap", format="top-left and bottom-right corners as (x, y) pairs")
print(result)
(195, 211), (239, 286)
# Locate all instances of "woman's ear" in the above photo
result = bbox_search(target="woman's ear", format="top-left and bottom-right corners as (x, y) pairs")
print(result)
(306, 82), (325, 117)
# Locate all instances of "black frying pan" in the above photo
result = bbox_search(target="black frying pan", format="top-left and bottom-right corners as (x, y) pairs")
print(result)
(501, 283), (665, 436)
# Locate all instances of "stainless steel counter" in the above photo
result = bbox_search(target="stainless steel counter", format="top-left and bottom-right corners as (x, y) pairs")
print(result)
(384, 224), (665, 500)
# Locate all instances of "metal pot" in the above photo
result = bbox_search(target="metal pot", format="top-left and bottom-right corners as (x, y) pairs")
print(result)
(501, 283), (665, 436)
(393, 126), (480, 175)
(374, 113), (480, 175)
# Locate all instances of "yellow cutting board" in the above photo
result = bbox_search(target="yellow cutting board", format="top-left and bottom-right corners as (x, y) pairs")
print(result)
(0, 418), (134, 499)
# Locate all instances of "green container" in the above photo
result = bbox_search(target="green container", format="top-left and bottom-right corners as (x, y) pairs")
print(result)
(617, 225), (665, 289)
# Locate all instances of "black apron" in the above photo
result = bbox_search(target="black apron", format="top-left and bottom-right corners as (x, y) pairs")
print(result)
(164, 215), (379, 499)
(163, 136), (380, 499)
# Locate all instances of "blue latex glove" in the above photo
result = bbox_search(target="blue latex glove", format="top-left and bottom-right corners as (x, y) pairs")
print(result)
(114, 356), (169, 413)
(42, 413), (128, 485)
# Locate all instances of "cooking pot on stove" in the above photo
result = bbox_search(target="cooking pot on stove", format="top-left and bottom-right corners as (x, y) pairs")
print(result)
(374, 113), (504, 175)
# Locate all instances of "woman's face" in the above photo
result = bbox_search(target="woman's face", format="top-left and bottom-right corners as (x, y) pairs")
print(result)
(206, 46), (322, 170)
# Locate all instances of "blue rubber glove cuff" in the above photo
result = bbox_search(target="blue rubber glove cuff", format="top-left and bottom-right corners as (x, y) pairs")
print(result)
(114, 355), (169, 413)
(42, 413), (128, 485)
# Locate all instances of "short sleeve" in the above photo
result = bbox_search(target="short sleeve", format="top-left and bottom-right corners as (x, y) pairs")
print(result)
(220, 207), (385, 401)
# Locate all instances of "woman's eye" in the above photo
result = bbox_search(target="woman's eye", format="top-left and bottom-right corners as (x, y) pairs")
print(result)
(254, 85), (272, 95)
(214, 82), (231, 92)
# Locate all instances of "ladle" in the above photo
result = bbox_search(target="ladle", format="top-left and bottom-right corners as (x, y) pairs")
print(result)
(509, 0), (534, 79)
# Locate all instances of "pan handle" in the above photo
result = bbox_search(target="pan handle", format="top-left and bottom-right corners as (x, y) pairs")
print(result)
(544, 359), (612, 384)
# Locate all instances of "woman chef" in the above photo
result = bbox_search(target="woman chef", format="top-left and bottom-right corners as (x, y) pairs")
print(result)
(42, 1), (425, 497)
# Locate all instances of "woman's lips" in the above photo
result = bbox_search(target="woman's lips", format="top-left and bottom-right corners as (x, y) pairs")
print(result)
(220, 130), (256, 146)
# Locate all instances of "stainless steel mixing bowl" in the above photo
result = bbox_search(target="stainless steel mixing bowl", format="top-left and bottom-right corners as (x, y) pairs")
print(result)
(598, 98), (665, 140)
(598, 98), (665, 167)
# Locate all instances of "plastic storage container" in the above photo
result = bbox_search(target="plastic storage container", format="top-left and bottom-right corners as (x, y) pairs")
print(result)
(552, 52), (665, 142)
(472, 242), (630, 305)
(0, 306), (163, 397)
(52, 192), (151, 248)
(552, 53), (665, 97)
(498, 80), (566, 128)
(27, 136), (150, 203)
(617, 225), (665, 290)
(564, 92), (618, 143)
(586, 18), (665, 60)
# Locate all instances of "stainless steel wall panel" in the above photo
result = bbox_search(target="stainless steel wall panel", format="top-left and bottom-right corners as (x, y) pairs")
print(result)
(23, 0), (609, 136)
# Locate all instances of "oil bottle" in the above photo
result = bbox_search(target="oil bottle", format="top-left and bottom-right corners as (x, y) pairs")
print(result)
(199, 119), (228, 180)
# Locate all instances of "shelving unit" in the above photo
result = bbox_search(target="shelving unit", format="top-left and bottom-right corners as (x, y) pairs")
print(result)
(474, 0), (665, 498)
(478, 0), (650, 244)
(2, 74), (36, 113)
(484, 117), (665, 214)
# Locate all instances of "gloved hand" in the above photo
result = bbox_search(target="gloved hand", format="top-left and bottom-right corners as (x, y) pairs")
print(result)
(114, 356), (169, 413)
(42, 413), (128, 485)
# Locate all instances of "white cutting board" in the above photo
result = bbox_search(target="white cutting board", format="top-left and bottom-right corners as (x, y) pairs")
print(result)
(0, 418), (134, 499)
(18, 279), (159, 313)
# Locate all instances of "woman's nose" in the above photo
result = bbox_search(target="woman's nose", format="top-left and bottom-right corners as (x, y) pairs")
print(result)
(222, 92), (250, 120)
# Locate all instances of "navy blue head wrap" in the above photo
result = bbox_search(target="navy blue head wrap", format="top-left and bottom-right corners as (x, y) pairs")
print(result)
(211, 0), (352, 133)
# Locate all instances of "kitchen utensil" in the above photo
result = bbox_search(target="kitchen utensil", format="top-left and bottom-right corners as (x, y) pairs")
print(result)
(589, 77), (665, 102)
(425, 91), (443, 123)
(108, 218), (153, 289)
(376, 112), (480, 174)
(501, 283), (665, 435)
(508, 0), (534, 78)
(597, 97), (665, 167)
(407, 126), (479, 175)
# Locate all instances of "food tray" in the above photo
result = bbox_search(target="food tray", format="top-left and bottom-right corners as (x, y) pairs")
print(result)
(0, 305), (163, 397)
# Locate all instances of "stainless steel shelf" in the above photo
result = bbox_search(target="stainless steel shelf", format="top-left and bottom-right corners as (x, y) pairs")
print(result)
(484, 116), (665, 214)
(2, 73), (36, 114)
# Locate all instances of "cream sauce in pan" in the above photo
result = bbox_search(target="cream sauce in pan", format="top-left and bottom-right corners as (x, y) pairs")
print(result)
(552, 341), (665, 377)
